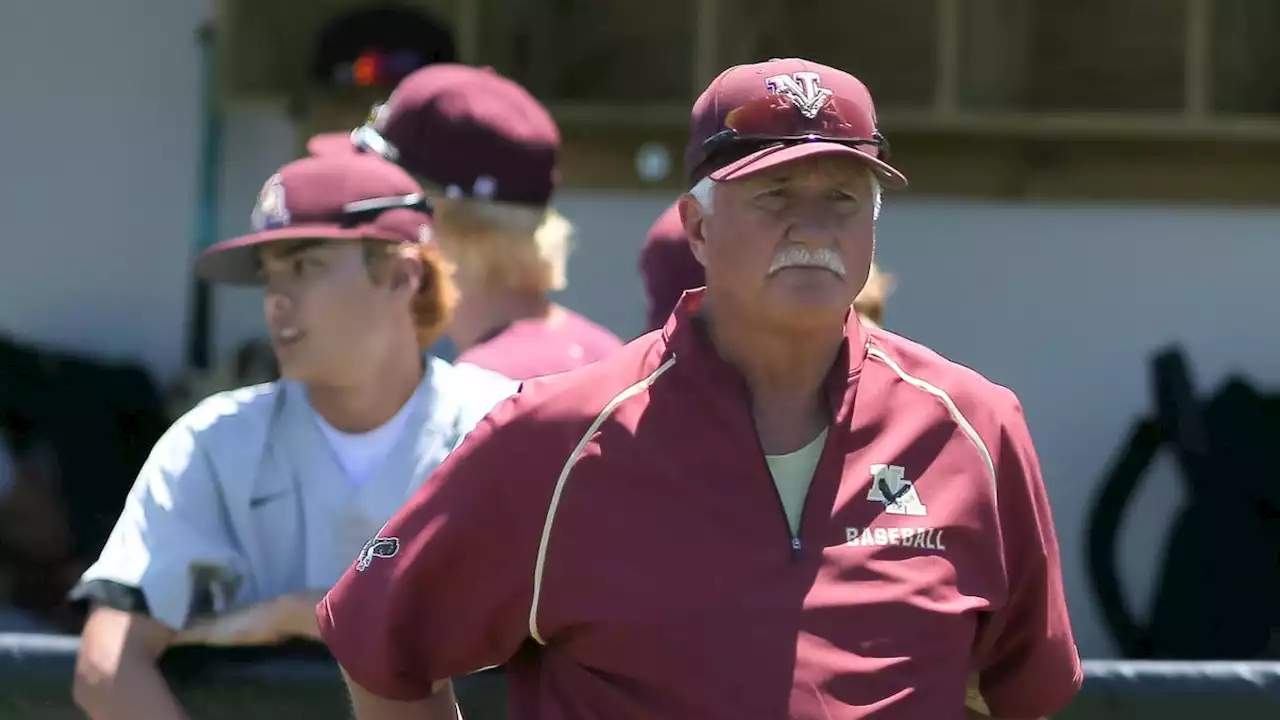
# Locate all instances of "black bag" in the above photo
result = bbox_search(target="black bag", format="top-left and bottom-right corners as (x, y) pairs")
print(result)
(1087, 346), (1280, 659)
(0, 334), (168, 564)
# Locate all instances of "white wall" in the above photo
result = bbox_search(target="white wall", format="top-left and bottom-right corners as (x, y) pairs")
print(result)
(875, 199), (1280, 658)
(207, 104), (298, 361)
(0, 0), (204, 380)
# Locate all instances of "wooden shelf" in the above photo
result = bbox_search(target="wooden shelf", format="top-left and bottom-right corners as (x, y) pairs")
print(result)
(548, 98), (1280, 200)
(544, 0), (1280, 146)
(882, 110), (1280, 142)
(230, 0), (1280, 134)
(1209, 0), (1280, 113)
(474, 0), (695, 104)
(549, 102), (1280, 143)
(555, 120), (1280, 205)
(1022, 0), (1188, 112)
(216, 0), (456, 104)
(715, 0), (940, 110)
(228, 0), (1280, 205)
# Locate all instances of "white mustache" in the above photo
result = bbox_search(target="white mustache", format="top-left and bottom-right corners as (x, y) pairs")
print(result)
(768, 246), (846, 277)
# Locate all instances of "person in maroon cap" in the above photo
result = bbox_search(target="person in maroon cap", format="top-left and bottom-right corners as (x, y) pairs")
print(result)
(637, 202), (706, 333)
(70, 152), (514, 720)
(310, 64), (623, 380)
(640, 200), (897, 332)
(318, 58), (1082, 720)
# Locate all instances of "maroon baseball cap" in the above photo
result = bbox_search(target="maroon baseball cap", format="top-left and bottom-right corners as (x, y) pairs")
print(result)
(639, 202), (705, 332)
(686, 58), (907, 188)
(195, 153), (433, 285)
(336, 64), (560, 206)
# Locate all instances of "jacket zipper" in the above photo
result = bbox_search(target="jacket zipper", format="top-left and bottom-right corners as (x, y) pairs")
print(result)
(747, 420), (804, 558)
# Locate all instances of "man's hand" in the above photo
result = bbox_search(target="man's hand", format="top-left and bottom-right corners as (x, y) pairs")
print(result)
(174, 590), (326, 647)
(74, 608), (191, 720)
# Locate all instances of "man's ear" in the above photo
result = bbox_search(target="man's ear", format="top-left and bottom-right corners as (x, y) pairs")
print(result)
(678, 194), (709, 268)
(394, 245), (425, 295)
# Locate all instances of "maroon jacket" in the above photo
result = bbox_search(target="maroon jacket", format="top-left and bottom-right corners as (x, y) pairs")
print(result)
(319, 290), (1082, 719)
(457, 308), (623, 381)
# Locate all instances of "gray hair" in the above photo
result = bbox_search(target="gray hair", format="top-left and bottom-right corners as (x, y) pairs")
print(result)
(689, 173), (883, 220)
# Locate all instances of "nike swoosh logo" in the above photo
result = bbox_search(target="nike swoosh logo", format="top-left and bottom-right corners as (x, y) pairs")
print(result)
(249, 490), (290, 508)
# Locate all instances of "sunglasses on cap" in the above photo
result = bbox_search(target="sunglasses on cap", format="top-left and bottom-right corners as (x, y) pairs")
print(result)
(339, 192), (432, 226)
(252, 193), (431, 233)
(695, 94), (890, 173)
(350, 124), (399, 162)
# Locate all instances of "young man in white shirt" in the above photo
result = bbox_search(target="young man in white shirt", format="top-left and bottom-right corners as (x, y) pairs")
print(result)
(70, 151), (516, 720)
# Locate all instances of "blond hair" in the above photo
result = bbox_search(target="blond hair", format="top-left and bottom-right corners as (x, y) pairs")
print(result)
(363, 240), (459, 349)
(854, 262), (895, 328)
(424, 194), (572, 294)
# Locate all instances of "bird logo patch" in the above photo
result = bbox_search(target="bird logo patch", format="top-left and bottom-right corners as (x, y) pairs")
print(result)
(250, 173), (291, 232)
(356, 536), (400, 571)
(866, 464), (928, 516)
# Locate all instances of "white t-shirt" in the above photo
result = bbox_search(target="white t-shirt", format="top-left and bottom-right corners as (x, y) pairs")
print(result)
(71, 356), (519, 630)
(764, 429), (829, 536)
(311, 391), (419, 487)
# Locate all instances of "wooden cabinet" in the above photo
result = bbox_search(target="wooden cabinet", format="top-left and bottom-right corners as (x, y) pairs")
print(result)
(1210, 0), (1280, 114)
(538, 0), (1280, 203)
(716, 0), (940, 111)
(222, 0), (1280, 203)
(475, 0), (695, 104)
(216, 0), (456, 104)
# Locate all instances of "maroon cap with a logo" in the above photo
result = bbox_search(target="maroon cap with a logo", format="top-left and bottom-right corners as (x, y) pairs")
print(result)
(195, 153), (433, 285)
(638, 202), (705, 332)
(324, 64), (561, 207)
(685, 58), (907, 188)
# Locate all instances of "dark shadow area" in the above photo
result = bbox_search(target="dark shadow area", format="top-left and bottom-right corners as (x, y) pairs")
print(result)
(1088, 345), (1280, 660)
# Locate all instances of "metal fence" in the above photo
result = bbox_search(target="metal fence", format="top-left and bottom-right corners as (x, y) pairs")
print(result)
(3, 633), (1278, 719)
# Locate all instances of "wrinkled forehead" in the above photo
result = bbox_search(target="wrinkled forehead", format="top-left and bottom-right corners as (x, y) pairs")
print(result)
(738, 155), (876, 190)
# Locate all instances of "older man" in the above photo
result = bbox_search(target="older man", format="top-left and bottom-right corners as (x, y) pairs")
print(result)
(639, 200), (897, 332)
(318, 58), (1082, 719)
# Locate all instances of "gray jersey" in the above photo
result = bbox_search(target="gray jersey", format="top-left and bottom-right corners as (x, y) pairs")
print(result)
(71, 357), (517, 631)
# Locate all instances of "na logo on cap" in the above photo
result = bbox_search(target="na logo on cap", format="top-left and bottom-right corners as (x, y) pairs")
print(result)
(765, 71), (832, 120)
(250, 174), (291, 232)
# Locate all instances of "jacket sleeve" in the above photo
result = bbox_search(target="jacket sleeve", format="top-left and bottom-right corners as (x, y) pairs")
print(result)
(318, 385), (572, 701)
(971, 395), (1084, 719)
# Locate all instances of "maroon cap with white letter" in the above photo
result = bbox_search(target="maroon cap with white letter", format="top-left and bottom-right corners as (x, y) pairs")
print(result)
(685, 57), (907, 188)
(195, 153), (433, 285)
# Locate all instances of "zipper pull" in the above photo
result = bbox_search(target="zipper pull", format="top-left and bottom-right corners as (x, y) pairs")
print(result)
(790, 537), (802, 554)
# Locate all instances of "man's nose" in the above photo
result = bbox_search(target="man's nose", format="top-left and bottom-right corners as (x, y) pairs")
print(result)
(263, 284), (295, 318)
(786, 206), (841, 247)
